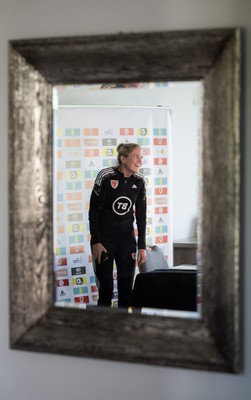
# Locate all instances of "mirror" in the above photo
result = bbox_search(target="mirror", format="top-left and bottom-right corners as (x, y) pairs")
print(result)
(53, 81), (202, 313)
(9, 29), (241, 372)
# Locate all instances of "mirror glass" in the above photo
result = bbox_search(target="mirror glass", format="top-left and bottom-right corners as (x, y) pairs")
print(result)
(53, 81), (203, 316)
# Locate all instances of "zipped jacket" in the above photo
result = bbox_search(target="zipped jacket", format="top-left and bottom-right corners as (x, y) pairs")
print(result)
(89, 166), (147, 249)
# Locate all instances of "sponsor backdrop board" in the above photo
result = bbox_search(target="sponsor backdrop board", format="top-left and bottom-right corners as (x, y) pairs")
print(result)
(53, 106), (172, 307)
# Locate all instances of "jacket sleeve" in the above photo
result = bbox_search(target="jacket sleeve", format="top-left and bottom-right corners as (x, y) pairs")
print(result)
(88, 177), (104, 245)
(135, 179), (147, 249)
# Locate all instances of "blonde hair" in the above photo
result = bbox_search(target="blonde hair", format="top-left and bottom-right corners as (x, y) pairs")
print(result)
(117, 143), (141, 165)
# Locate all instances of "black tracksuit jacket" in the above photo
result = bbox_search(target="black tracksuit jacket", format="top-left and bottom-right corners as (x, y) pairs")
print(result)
(89, 166), (147, 250)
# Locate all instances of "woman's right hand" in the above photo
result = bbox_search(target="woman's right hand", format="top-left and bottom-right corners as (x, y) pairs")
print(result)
(92, 243), (107, 264)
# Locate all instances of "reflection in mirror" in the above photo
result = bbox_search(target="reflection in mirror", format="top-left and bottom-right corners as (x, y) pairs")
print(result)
(53, 81), (202, 316)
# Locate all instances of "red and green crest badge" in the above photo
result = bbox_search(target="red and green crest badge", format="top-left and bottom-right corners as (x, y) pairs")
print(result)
(111, 180), (119, 189)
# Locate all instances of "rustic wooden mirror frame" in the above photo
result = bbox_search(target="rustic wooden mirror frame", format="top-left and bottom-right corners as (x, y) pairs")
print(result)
(9, 29), (241, 372)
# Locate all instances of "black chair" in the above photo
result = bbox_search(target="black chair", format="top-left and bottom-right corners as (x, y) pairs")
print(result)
(130, 268), (197, 311)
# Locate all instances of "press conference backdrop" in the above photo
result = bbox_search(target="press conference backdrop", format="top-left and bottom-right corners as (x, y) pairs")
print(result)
(53, 106), (172, 306)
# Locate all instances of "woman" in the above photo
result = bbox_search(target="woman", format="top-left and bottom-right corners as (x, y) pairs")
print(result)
(89, 143), (147, 308)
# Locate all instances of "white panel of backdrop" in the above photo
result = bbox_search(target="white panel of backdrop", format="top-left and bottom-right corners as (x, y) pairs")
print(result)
(53, 106), (173, 306)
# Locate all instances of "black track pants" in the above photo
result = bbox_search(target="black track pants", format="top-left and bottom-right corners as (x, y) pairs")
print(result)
(93, 230), (136, 308)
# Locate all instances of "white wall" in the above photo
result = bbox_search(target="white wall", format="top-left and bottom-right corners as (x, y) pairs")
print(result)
(56, 82), (201, 240)
(1, 1), (251, 399)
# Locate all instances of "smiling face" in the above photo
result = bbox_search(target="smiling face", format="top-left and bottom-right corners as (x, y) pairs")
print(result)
(119, 146), (143, 177)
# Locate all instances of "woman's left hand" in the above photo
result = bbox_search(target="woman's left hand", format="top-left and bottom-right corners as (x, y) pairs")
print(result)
(137, 249), (147, 266)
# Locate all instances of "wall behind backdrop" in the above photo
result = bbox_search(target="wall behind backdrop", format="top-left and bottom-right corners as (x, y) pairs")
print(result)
(1, 1), (251, 400)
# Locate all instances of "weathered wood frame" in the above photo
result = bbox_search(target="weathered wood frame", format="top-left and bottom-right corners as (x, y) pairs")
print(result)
(9, 29), (241, 372)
